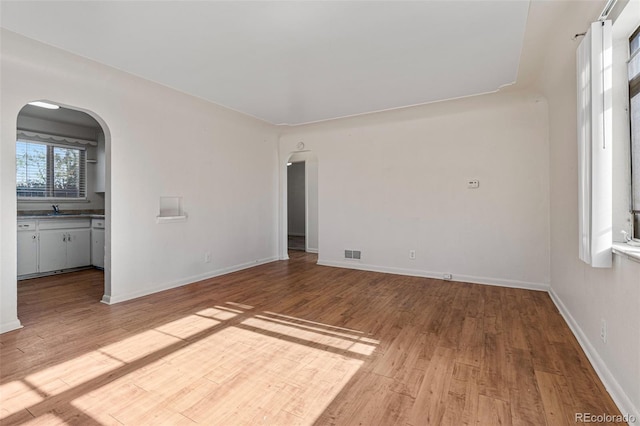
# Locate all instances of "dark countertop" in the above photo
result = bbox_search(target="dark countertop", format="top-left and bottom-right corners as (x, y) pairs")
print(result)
(18, 210), (105, 220)
(18, 214), (105, 220)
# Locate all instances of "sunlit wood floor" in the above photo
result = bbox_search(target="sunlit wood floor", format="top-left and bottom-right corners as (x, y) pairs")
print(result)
(1, 252), (623, 425)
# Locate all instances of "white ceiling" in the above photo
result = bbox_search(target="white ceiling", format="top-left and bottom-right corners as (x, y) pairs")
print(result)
(19, 105), (102, 130)
(1, 1), (530, 125)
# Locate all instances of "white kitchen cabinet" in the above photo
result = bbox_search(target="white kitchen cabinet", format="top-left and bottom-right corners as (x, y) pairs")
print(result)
(67, 229), (91, 268)
(94, 135), (105, 193)
(39, 230), (69, 273)
(17, 222), (38, 276)
(18, 217), (95, 277)
(38, 219), (92, 273)
(91, 219), (105, 268)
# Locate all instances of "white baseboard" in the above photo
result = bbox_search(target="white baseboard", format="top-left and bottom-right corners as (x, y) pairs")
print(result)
(549, 289), (640, 424)
(101, 256), (279, 305)
(0, 319), (23, 334)
(306, 248), (318, 254)
(316, 259), (549, 292)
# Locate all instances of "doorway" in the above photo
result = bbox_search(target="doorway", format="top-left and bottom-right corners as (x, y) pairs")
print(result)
(287, 161), (306, 251)
(286, 151), (318, 254)
(15, 101), (110, 312)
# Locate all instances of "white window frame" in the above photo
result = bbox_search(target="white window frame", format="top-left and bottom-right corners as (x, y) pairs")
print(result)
(629, 25), (640, 238)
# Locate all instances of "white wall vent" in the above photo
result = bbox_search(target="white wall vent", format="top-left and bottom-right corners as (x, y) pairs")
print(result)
(344, 249), (361, 260)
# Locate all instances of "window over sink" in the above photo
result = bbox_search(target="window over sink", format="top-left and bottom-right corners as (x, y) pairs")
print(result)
(16, 139), (87, 200)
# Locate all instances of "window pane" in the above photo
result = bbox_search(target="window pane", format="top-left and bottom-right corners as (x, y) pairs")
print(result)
(16, 141), (47, 197)
(52, 146), (83, 198)
(631, 29), (640, 57)
(629, 51), (640, 85)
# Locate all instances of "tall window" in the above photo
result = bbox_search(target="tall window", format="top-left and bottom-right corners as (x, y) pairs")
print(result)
(16, 140), (86, 199)
(630, 27), (640, 238)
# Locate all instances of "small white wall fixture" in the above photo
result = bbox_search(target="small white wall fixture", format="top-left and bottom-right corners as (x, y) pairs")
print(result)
(577, 20), (613, 268)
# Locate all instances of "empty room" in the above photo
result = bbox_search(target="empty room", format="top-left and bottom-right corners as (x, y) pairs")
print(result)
(1, 0), (639, 425)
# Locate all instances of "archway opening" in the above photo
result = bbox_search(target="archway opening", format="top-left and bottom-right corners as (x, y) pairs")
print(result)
(15, 100), (110, 323)
(285, 151), (318, 256)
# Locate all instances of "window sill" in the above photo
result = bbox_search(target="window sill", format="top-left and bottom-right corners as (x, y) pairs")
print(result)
(612, 243), (640, 263)
(18, 199), (90, 203)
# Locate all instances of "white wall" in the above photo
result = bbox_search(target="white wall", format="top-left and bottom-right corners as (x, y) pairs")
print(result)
(537, 0), (640, 419)
(279, 90), (551, 290)
(16, 113), (105, 212)
(0, 30), (280, 332)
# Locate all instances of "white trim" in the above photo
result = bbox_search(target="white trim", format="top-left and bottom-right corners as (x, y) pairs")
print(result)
(0, 319), (23, 334)
(101, 256), (279, 305)
(612, 243), (640, 263)
(316, 259), (549, 291)
(549, 288), (640, 424)
(306, 248), (318, 254)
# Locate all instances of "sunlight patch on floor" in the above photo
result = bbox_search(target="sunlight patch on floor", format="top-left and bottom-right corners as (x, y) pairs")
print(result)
(2, 303), (374, 425)
(24, 350), (123, 389)
(155, 314), (221, 340)
(196, 306), (240, 321)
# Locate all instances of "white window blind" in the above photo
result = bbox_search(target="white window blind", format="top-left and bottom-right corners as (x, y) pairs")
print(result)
(16, 139), (87, 199)
(576, 20), (613, 268)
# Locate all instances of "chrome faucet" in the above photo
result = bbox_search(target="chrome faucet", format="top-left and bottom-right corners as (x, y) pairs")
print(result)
(52, 204), (60, 214)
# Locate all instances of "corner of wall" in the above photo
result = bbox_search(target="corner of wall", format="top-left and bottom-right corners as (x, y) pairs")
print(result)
(548, 287), (640, 422)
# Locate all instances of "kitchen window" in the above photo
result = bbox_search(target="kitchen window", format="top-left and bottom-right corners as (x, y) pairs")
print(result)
(16, 139), (87, 199)
(630, 25), (640, 238)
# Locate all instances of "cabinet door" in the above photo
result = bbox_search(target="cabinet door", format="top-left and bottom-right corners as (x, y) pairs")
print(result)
(95, 139), (105, 193)
(39, 230), (68, 273)
(67, 228), (91, 269)
(17, 232), (38, 276)
(91, 229), (105, 268)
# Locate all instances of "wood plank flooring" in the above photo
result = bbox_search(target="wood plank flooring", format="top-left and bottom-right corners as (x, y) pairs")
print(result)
(0, 252), (624, 425)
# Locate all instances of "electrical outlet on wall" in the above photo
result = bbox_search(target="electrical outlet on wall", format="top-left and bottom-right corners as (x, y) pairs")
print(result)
(600, 319), (607, 343)
(204, 251), (211, 263)
(409, 250), (416, 260)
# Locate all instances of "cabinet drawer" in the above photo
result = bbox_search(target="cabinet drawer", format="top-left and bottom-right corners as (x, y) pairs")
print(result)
(39, 219), (91, 230)
(92, 219), (105, 229)
(17, 221), (37, 231)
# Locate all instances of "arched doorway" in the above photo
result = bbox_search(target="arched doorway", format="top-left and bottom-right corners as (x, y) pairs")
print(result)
(15, 100), (111, 322)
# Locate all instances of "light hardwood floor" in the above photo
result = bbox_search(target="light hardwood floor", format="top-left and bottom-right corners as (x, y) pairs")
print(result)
(1, 252), (623, 425)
